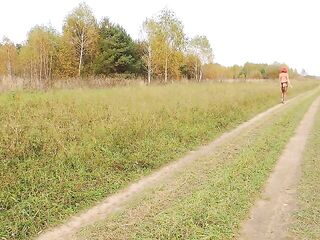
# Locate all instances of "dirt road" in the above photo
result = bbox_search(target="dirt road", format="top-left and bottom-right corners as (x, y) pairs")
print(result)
(36, 92), (318, 240)
(239, 97), (320, 240)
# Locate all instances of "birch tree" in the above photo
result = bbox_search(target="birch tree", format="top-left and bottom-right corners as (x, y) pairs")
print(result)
(141, 18), (158, 84)
(189, 35), (213, 81)
(142, 9), (185, 83)
(157, 9), (185, 82)
(0, 37), (17, 79)
(63, 2), (98, 77)
(18, 26), (58, 86)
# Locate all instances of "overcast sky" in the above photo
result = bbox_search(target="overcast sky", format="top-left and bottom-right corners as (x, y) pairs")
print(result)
(1, 0), (319, 76)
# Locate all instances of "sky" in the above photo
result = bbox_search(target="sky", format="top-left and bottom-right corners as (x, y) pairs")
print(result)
(1, 0), (319, 76)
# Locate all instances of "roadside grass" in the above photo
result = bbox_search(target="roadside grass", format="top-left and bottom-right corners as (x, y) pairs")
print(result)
(76, 88), (319, 240)
(0, 81), (318, 239)
(290, 102), (320, 239)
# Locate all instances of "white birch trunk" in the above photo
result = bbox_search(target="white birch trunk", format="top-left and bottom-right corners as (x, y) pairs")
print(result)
(49, 54), (53, 81)
(195, 61), (198, 81)
(39, 54), (43, 82)
(6, 49), (12, 80)
(165, 54), (168, 83)
(199, 65), (203, 82)
(147, 44), (152, 85)
(78, 32), (84, 77)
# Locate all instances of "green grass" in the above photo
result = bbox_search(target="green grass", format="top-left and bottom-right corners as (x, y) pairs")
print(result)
(0, 81), (318, 239)
(76, 86), (319, 240)
(290, 100), (320, 239)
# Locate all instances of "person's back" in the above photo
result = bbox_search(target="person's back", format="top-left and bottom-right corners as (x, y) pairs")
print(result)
(278, 67), (292, 103)
(279, 72), (288, 83)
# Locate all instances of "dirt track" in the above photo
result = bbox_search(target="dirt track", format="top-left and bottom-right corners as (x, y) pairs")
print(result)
(239, 97), (320, 240)
(36, 92), (317, 240)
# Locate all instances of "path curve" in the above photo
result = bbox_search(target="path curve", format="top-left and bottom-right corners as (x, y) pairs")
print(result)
(239, 96), (320, 240)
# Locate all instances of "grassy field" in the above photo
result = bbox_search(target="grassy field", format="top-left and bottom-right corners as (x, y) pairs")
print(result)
(76, 87), (319, 240)
(290, 101), (320, 239)
(0, 80), (318, 239)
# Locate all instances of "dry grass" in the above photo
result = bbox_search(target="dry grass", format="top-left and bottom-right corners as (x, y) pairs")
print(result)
(76, 85), (319, 240)
(0, 80), (318, 239)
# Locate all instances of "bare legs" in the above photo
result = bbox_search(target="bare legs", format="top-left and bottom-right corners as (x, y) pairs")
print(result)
(281, 84), (288, 103)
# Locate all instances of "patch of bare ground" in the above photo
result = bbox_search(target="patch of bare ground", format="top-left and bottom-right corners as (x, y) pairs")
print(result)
(239, 97), (320, 240)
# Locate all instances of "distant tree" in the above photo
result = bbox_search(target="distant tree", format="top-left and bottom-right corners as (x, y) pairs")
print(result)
(94, 18), (143, 75)
(260, 68), (267, 79)
(18, 26), (59, 85)
(141, 18), (159, 84)
(230, 65), (241, 79)
(189, 35), (213, 81)
(266, 63), (281, 79)
(180, 53), (198, 79)
(142, 8), (186, 83)
(203, 63), (227, 80)
(0, 37), (17, 79)
(240, 62), (265, 79)
(63, 2), (99, 77)
(55, 35), (78, 78)
(239, 67), (248, 79)
(248, 69), (262, 79)
(158, 8), (185, 82)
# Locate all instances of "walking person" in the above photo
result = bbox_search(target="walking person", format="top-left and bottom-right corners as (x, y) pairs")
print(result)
(279, 66), (292, 103)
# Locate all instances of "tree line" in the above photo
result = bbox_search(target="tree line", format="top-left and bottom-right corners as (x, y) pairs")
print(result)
(0, 2), (301, 88)
(203, 62), (300, 80)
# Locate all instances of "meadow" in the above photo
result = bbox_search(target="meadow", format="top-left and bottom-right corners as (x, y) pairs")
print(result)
(0, 80), (318, 239)
(76, 82), (319, 240)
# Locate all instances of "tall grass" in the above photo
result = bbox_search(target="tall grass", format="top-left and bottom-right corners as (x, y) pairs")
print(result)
(0, 81), (318, 239)
(77, 86), (319, 240)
